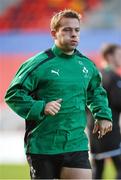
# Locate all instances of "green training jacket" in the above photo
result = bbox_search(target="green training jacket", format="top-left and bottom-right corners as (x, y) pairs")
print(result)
(5, 45), (112, 154)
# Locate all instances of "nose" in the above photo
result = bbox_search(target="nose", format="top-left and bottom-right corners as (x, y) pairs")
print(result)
(71, 29), (77, 37)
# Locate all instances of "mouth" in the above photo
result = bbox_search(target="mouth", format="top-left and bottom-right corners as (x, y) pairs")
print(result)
(71, 39), (78, 42)
(70, 40), (78, 45)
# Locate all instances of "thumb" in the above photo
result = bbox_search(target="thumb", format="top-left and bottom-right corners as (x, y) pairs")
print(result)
(56, 98), (63, 103)
(93, 121), (99, 134)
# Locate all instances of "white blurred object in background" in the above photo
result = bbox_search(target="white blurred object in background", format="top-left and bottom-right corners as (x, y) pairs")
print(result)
(0, 132), (26, 164)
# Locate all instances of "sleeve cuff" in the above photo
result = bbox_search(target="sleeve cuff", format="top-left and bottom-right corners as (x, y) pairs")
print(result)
(94, 109), (112, 122)
(26, 100), (45, 121)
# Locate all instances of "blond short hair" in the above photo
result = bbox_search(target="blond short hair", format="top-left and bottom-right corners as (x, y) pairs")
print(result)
(50, 9), (82, 31)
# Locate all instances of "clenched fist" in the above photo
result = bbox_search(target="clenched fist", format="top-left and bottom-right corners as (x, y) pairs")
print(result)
(44, 99), (62, 116)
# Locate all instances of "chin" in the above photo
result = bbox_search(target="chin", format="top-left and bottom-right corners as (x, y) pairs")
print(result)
(69, 46), (76, 51)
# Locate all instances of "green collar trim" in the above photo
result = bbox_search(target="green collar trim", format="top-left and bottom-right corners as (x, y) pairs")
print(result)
(52, 44), (77, 58)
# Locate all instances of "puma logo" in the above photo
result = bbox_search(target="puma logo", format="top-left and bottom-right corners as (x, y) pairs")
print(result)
(51, 69), (60, 76)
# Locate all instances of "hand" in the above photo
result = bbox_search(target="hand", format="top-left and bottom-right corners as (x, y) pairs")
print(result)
(93, 119), (112, 139)
(44, 99), (62, 116)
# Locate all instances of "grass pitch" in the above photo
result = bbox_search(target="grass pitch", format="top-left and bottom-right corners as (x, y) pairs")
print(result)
(0, 159), (116, 179)
(0, 163), (30, 179)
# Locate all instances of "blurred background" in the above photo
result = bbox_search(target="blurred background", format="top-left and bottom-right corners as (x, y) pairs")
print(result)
(0, 0), (121, 179)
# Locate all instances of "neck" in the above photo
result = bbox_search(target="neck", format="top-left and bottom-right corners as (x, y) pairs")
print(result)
(55, 43), (75, 55)
(63, 50), (74, 55)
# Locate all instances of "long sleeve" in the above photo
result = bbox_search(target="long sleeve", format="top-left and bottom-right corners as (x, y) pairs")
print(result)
(87, 65), (112, 121)
(5, 60), (45, 121)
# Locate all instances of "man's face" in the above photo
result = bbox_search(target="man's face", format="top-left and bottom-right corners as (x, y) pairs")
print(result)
(109, 48), (121, 67)
(113, 48), (121, 67)
(52, 17), (80, 54)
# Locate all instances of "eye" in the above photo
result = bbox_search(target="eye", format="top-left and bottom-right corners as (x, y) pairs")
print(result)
(63, 28), (71, 32)
(62, 27), (80, 33)
(75, 28), (80, 32)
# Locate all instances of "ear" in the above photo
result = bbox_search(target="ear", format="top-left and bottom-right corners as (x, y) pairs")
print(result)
(51, 30), (57, 39)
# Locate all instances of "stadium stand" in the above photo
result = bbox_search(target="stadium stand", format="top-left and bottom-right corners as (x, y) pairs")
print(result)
(84, 0), (121, 29)
(0, 0), (101, 31)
